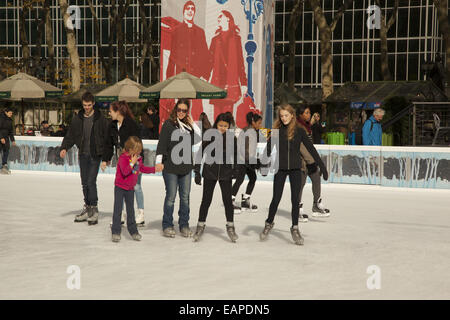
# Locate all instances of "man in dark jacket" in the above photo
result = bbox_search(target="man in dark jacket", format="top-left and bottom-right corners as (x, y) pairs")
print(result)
(60, 92), (109, 225)
(0, 107), (16, 174)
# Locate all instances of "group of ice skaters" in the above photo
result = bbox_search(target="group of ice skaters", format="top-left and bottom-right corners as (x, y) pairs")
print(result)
(59, 93), (330, 245)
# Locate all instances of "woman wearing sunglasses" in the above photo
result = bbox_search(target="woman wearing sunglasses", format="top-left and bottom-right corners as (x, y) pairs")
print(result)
(155, 99), (201, 238)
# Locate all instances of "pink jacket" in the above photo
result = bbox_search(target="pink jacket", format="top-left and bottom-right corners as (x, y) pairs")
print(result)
(115, 152), (155, 190)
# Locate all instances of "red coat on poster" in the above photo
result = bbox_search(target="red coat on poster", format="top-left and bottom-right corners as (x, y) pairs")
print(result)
(209, 11), (247, 117)
(166, 22), (211, 79)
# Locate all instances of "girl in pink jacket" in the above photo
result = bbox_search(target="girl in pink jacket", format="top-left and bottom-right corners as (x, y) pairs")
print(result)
(111, 136), (162, 242)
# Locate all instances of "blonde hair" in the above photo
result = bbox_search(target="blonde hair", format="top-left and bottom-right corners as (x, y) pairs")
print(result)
(273, 104), (298, 140)
(123, 136), (143, 155)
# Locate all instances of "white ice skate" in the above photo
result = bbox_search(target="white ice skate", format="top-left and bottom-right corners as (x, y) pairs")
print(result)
(136, 209), (145, 227)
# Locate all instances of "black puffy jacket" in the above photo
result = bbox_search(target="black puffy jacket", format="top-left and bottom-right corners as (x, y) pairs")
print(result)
(195, 130), (237, 181)
(0, 112), (15, 149)
(266, 123), (327, 175)
(61, 109), (110, 158)
(103, 116), (141, 162)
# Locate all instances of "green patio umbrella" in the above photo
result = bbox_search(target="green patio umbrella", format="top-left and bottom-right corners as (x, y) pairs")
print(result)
(0, 72), (63, 100)
(139, 72), (227, 99)
(95, 78), (148, 103)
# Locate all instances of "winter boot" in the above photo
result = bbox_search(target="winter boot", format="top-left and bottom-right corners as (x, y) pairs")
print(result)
(131, 233), (142, 241)
(290, 225), (304, 245)
(241, 194), (257, 212)
(136, 209), (145, 227)
(87, 205), (98, 225)
(74, 205), (89, 222)
(112, 234), (121, 242)
(226, 223), (238, 242)
(163, 226), (176, 238)
(260, 222), (274, 241)
(180, 226), (192, 238)
(299, 203), (309, 223)
(312, 198), (330, 218)
(193, 223), (206, 242)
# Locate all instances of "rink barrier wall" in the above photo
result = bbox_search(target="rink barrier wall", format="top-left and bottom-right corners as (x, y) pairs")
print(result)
(4, 137), (450, 189)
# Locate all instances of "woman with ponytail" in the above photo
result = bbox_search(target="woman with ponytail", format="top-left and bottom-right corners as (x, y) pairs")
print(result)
(231, 111), (262, 213)
(102, 100), (147, 227)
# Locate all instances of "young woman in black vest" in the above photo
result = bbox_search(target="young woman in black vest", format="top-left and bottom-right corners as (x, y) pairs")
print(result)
(260, 104), (328, 245)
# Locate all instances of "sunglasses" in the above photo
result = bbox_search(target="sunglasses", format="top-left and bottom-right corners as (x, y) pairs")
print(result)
(177, 108), (188, 113)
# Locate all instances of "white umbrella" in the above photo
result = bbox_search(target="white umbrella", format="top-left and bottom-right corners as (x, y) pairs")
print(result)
(95, 78), (148, 103)
(0, 72), (62, 100)
(139, 72), (227, 99)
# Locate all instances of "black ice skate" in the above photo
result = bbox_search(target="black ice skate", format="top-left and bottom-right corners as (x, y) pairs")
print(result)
(241, 195), (257, 212)
(74, 205), (89, 222)
(226, 224), (238, 242)
(260, 222), (274, 241)
(232, 198), (242, 214)
(193, 224), (205, 242)
(87, 205), (98, 225)
(290, 226), (304, 245)
(312, 198), (330, 218)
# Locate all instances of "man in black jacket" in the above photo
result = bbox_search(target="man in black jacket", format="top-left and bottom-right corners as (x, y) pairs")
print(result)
(0, 106), (16, 174)
(60, 92), (109, 225)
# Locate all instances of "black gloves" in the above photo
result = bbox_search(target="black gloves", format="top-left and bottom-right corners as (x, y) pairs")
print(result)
(306, 163), (318, 175)
(318, 163), (329, 181)
(194, 171), (202, 185)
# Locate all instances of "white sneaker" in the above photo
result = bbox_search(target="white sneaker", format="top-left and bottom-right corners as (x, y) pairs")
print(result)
(136, 209), (145, 227)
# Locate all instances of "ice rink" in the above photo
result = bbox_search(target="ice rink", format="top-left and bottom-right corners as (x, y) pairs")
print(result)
(0, 171), (449, 300)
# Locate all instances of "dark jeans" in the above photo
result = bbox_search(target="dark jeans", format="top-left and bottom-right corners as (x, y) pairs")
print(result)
(232, 165), (257, 197)
(79, 153), (101, 206)
(112, 186), (138, 235)
(0, 144), (9, 166)
(199, 178), (234, 223)
(266, 169), (302, 226)
(162, 171), (191, 230)
(299, 169), (321, 203)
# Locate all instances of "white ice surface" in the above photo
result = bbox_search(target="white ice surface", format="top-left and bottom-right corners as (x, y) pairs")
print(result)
(0, 172), (449, 300)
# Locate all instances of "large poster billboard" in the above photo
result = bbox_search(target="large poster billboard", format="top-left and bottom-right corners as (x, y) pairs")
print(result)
(159, 0), (274, 129)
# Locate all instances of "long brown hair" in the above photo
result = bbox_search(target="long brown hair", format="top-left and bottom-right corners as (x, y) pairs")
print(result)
(110, 100), (135, 120)
(169, 98), (192, 128)
(273, 104), (298, 140)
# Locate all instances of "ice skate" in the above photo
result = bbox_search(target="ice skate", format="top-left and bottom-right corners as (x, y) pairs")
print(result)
(136, 209), (145, 227)
(312, 198), (330, 218)
(87, 206), (98, 225)
(112, 234), (121, 242)
(180, 226), (192, 238)
(299, 203), (309, 223)
(232, 197), (242, 214)
(131, 233), (142, 241)
(260, 222), (274, 241)
(226, 224), (238, 242)
(193, 224), (205, 242)
(163, 226), (176, 238)
(241, 195), (257, 212)
(0, 165), (11, 175)
(74, 205), (89, 222)
(290, 226), (304, 245)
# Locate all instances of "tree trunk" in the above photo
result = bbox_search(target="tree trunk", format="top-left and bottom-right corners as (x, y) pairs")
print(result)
(434, 0), (450, 84)
(287, 0), (304, 90)
(377, 0), (398, 81)
(45, 0), (56, 85)
(19, 5), (30, 73)
(59, 0), (80, 92)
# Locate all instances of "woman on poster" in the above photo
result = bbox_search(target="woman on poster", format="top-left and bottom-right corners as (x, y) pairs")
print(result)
(209, 10), (248, 119)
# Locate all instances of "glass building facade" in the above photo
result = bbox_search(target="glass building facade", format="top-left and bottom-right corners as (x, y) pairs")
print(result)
(0, 0), (448, 90)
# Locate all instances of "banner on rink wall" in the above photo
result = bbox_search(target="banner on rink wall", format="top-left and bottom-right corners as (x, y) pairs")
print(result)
(159, 0), (274, 129)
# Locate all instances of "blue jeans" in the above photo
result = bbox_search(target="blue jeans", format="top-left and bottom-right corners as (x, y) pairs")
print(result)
(123, 173), (144, 210)
(79, 154), (101, 206)
(162, 171), (192, 230)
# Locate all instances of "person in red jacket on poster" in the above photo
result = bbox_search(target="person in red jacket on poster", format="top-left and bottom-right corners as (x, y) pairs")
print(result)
(209, 10), (248, 120)
(165, 1), (211, 121)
